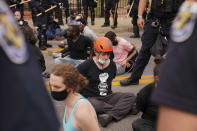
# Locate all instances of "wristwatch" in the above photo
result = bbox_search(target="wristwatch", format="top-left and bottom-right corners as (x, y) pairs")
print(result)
(138, 15), (143, 18)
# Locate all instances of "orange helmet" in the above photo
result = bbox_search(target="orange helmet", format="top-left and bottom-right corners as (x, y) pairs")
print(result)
(94, 37), (113, 52)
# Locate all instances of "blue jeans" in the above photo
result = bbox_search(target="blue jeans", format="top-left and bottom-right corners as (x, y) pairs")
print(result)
(54, 57), (85, 67)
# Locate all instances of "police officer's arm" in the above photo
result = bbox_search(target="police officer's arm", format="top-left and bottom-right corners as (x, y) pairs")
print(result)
(157, 106), (197, 131)
(138, 0), (147, 28)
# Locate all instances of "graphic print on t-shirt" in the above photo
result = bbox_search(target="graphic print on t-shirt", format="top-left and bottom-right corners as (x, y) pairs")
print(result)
(98, 73), (109, 96)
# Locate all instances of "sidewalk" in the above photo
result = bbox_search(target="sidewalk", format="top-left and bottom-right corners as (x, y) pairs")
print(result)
(24, 11), (134, 34)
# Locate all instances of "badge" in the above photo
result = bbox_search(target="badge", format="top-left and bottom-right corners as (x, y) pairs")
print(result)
(0, 1), (28, 64)
(171, 1), (197, 43)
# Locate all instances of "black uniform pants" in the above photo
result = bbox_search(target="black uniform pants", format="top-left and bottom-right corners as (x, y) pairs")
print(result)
(131, 12), (139, 36)
(82, 0), (95, 22)
(132, 118), (156, 131)
(104, 0), (119, 26)
(130, 14), (171, 80)
(63, 0), (69, 19)
(55, 3), (63, 24)
(88, 92), (136, 121)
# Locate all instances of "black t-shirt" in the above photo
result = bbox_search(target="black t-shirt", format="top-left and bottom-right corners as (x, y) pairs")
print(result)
(137, 83), (158, 122)
(152, 2), (197, 115)
(0, 2), (59, 130)
(78, 58), (117, 98)
(62, 35), (92, 60)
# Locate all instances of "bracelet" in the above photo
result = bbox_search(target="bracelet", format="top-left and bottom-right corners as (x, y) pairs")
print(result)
(138, 15), (143, 18)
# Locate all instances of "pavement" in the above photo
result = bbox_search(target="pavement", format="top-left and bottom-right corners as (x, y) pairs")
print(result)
(27, 17), (155, 131)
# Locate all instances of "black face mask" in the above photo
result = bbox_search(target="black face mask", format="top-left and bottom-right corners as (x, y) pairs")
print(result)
(51, 89), (69, 101)
(112, 41), (118, 46)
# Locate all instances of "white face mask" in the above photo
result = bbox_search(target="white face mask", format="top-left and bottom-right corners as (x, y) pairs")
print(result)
(98, 58), (110, 65)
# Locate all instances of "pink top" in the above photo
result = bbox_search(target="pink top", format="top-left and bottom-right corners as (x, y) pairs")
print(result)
(113, 38), (134, 64)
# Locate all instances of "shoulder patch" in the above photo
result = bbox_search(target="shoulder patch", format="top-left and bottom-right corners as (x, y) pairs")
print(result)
(171, 1), (197, 43)
(0, 1), (28, 64)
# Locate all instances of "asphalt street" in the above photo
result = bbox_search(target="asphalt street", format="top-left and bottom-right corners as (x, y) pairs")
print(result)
(29, 17), (155, 131)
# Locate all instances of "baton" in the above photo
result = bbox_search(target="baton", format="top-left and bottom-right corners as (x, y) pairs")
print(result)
(113, 2), (118, 27)
(36, 5), (57, 17)
(9, 0), (32, 8)
(127, 0), (135, 18)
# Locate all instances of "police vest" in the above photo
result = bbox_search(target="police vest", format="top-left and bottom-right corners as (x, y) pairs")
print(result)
(151, 0), (184, 13)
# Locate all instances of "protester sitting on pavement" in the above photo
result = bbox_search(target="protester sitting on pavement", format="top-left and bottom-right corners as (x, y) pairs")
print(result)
(54, 25), (93, 67)
(67, 10), (78, 26)
(132, 58), (164, 131)
(76, 17), (97, 43)
(19, 25), (46, 73)
(105, 31), (138, 75)
(14, 10), (28, 26)
(77, 37), (136, 127)
(50, 63), (100, 131)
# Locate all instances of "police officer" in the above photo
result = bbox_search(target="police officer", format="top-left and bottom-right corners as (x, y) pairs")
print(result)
(82, 0), (97, 25)
(7, 0), (24, 19)
(101, 0), (119, 29)
(128, 0), (140, 38)
(0, 1), (59, 130)
(152, 1), (197, 131)
(63, 0), (69, 23)
(29, 0), (54, 50)
(54, 0), (64, 25)
(120, 0), (184, 86)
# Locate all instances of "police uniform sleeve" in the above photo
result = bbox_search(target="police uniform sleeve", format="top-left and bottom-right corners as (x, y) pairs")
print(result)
(152, 2), (197, 115)
(0, 1), (59, 130)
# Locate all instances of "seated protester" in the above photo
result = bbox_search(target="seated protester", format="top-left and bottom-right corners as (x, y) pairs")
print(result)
(55, 10), (78, 42)
(14, 10), (28, 26)
(76, 17), (97, 43)
(46, 20), (61, 40)
(105, 31), (138, 75)
(19, 25), (46, 73)
(67, 10), (78, 26)
(50, 63), (100, 131)
(132, 58), (164, 131)
(54, 25), (93, 67)
(78, 37), (136, 127)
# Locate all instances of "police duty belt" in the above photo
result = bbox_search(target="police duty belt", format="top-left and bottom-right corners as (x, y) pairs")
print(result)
(36, 5), (57, 17)
(9, 0), (32, 8)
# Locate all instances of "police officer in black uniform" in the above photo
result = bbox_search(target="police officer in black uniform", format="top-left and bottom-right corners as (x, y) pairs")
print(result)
(29, 0), (54, 50)
(101, 0), (119, 29)
(7, 0), (24, 19)
(120, 0), (184, 86)
(54, 0), (64, 25)
(0, 1), (59, 130)
(128, 0), (140, 38)
(64, 0), (69, 23)
(82, 0), (97, 25)
(152, 1), (197, 130)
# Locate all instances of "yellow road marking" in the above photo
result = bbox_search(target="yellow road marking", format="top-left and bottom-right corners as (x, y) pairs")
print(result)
(41, 48), (64, 53)
(114, 75), (153, 81)
(112, 79), (154, 86)
(45, 75), (153, 90)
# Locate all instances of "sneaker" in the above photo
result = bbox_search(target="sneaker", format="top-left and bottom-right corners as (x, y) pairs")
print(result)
(39, 45), (47, 50)
(55, 36), (65, 41)
(130, 34), (140, 38)
(98, 114), (113, 127)
(120, 78), (139, 86)
(91, 21), (95, 25)
(45, 43), (52, 48)
(58, 43), (65, 48)
(101, 24), (110, 27)
(111, 25), (117, 29)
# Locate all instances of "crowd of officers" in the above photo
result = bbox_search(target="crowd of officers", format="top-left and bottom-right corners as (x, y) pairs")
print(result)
(2, 0), (194, 131)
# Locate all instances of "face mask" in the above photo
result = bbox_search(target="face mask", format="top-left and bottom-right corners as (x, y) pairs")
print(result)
(112, 41), (118, 46)
(98, 58), (110, 65)
(51, 89), (69, 101)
